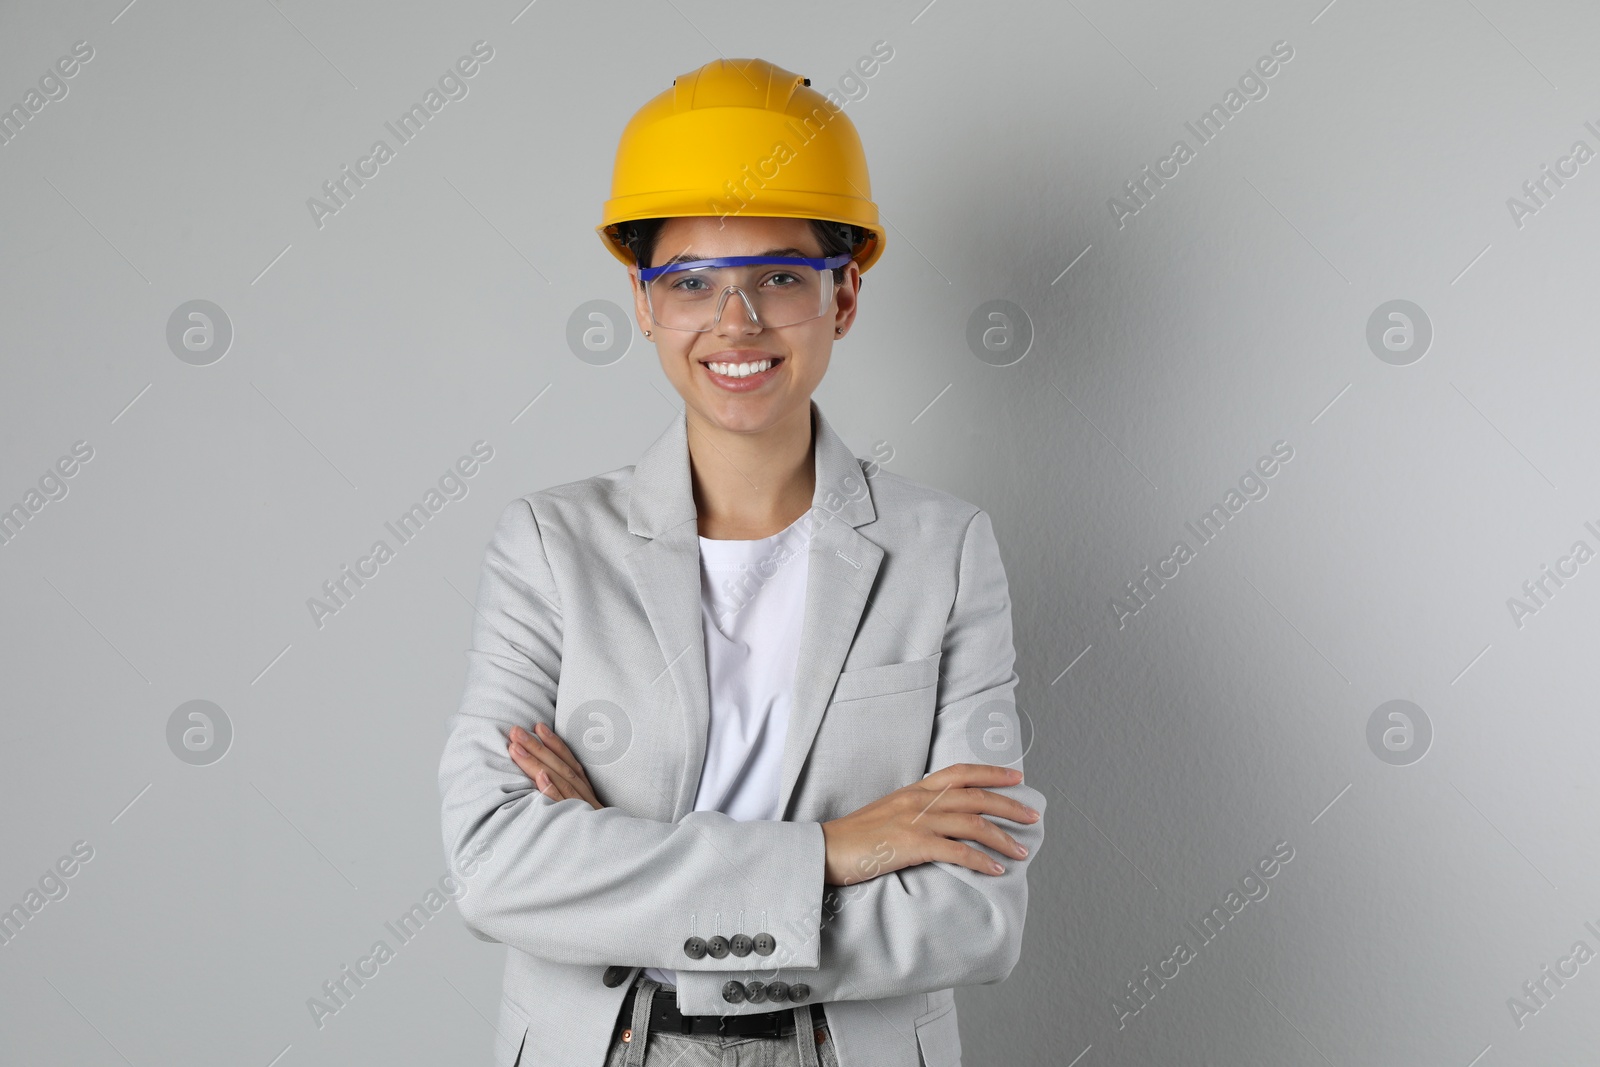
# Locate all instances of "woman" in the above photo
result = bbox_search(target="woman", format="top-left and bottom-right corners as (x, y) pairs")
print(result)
(438, 58), (1045, 1067)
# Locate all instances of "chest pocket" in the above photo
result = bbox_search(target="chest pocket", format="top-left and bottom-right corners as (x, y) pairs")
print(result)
(810, 653), (942, 819)
(829, 653), (942, 703)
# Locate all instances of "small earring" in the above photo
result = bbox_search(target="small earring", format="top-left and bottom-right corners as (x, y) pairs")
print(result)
(644, 330), (651, 337)
(835, 326), (843, 335)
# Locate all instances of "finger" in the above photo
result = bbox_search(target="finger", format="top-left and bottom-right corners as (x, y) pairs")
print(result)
(531, 723), (592, 783)
(536, 767), (576, 802)
(903, 781), (1020, 828)
(511, 733), (600, 808)
(556, 769), (602, 810)
(920, 763), (1024, 790)
(511, 724), (565, 769)
(509, 743), (556, 795)
(508, 739), (538, 778)
(923, 835), (1011, 876)
(930, 785), (1041, 825)
(923, 810), (1028, 860)
(525, 725), (591, 789)
(511, 742), (572, 802)
(512, 728), (586, 789)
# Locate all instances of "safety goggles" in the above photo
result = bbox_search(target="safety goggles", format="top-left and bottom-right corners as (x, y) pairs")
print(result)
(637, 254), (853, 333)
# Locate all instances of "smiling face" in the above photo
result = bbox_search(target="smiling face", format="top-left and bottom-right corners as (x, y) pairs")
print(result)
(630, 215), (860, 436)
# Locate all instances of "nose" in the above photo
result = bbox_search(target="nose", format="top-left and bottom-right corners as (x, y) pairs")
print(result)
(712, 286), (763, 335)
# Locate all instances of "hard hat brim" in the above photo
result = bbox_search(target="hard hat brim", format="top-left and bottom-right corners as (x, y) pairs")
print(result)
(597, 199), (885, 274)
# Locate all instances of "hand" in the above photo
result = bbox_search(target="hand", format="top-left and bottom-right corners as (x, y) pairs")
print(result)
(820, 763), (1039, 887)
(507, 723), (605, 811)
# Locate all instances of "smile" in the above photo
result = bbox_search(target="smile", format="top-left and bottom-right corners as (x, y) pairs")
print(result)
(699, 355), (784, 391)
(706, 358), (779, 377)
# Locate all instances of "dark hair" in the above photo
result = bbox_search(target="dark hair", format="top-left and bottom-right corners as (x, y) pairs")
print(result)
(613, 217), (865, 284)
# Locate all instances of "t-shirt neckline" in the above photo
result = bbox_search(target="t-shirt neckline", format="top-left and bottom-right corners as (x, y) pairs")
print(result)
(697, 509), (813, 560)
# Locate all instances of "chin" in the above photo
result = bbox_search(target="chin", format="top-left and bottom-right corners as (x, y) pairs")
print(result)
(697, 394), (803, 434)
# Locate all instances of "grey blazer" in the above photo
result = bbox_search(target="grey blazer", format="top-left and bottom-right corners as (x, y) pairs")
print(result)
(437, 399), (1045, 1067)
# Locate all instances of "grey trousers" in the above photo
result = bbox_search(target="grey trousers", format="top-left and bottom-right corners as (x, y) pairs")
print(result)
(603, 976), (839, 1067)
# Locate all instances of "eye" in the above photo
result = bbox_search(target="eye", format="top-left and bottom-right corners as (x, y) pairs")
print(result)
(670, 275), (709, 292)
(763, 272), (800, 288)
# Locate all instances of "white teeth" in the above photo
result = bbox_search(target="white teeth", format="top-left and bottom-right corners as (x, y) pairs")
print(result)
(707, 359), (775, 378)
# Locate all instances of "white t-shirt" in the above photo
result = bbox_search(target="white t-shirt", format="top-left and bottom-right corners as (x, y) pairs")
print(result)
(645, 508), (814, 992)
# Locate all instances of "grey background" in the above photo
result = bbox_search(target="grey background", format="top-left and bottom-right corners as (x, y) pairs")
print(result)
(3, 0), (1598, 1064)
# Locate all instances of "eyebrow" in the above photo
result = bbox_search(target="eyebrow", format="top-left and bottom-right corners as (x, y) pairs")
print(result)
(658, 246), (811, 267)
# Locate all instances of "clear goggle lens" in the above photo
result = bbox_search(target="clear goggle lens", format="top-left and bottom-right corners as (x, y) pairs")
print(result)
(640, 254), (852, 332)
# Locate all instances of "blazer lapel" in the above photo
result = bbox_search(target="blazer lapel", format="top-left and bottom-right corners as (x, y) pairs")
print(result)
(623, 407), (707, 821)
(622, 400), (883, 823)
(777, 408), (881, 820)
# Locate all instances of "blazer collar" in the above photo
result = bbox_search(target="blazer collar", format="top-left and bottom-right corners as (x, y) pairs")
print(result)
(625, 399), (877, 538)
(621, 398), (886, 821)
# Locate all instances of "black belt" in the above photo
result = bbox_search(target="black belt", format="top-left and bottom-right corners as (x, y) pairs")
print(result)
(618, 984), (824, 1038)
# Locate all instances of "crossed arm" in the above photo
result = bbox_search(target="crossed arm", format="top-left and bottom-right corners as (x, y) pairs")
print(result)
(438, 500), (1045, 1014)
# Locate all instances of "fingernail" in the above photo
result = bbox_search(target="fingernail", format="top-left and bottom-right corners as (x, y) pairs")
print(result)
(1026, 807), (1040, 819)
(990, 861), (1004, 874)
(1016, 845), (1028, 857)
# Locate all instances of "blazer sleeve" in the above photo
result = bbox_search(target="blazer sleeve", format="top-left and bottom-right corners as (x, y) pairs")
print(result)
(674, 508), (1047, 1012)
(438, 498), (828, 972)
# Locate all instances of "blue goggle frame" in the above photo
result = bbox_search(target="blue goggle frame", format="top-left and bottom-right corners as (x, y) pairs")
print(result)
(637, 253), (854, 283)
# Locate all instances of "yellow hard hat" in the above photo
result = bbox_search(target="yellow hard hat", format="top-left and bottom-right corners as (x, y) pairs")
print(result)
(598, 58), (885, 273)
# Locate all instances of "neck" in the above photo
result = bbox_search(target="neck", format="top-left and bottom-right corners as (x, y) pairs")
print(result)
(687, 403), (816, 540)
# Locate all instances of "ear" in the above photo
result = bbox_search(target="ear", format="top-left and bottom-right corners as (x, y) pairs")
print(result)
(628, 267), (654, 339)
(832, 261), (862, 335)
